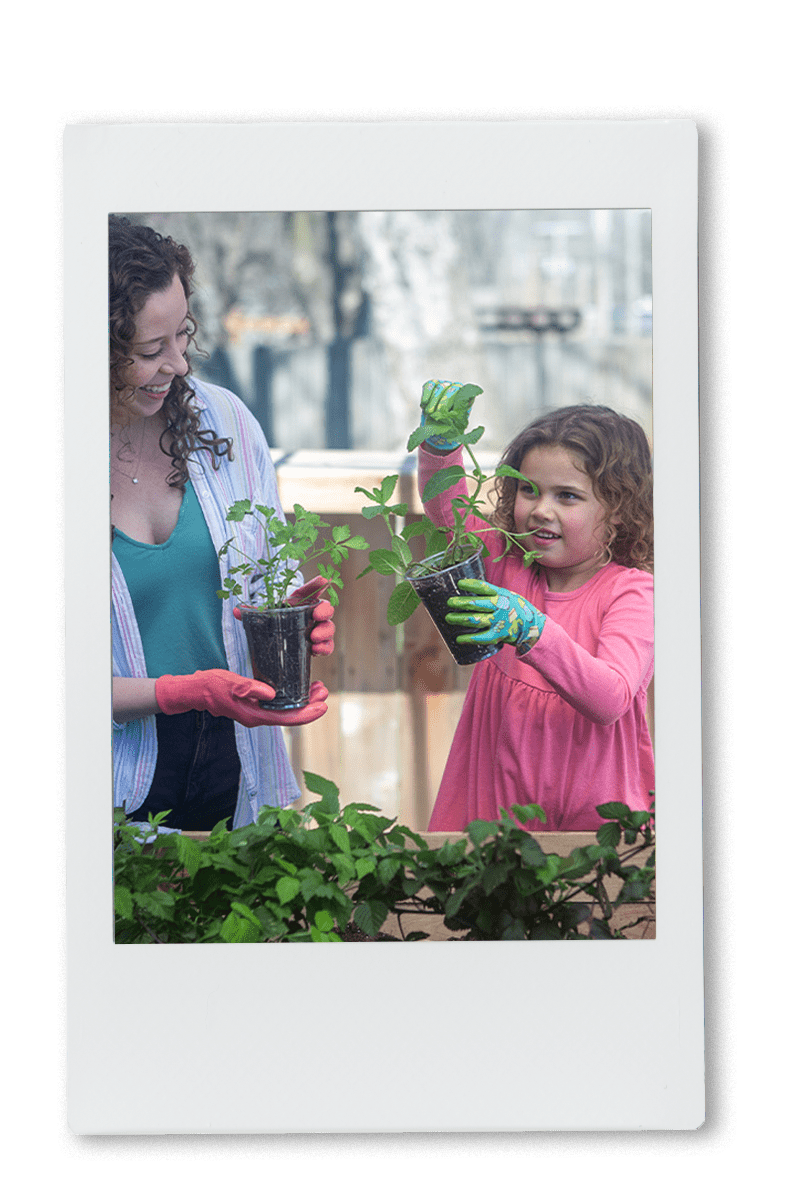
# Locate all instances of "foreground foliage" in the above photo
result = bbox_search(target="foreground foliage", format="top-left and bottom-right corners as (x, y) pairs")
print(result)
(114, 773), (655, 943)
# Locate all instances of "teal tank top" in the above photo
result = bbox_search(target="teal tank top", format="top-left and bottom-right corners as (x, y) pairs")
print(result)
(112, 480), (229, 678)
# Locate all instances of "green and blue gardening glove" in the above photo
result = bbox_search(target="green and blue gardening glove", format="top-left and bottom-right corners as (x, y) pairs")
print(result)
(419, 379), (482, 453)
(445, 579), (546, 652)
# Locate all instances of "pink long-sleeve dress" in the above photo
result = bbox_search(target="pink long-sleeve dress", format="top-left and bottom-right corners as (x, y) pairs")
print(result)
(420, 446), (655, 832)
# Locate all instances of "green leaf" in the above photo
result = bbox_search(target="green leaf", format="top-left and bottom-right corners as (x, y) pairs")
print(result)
(114, 886), (133, 920)
(437, 839), (467, 866)
(511, 803), (546, 825)
(345, 536), (369, 550)
(353, 899), (389, 938)
(466, 819), (499, 847)
(596, 822), (622, 849)
(518, 837), (548, 868)
(302, 772), (340, 811)
(355, 857), (377, 880)
(220, 904), (263, 943)
(402, 518), (435, 541)
(617, 876), (654, 904)
(387, 580), (421, 625)
(482, 862), (510, 895)
(226, 499), (252, 521)
(329, 853), (357, 886)
(379, 474), (399, 503)
(421, 466), (466, 502)
(332, 524), (351, 542)
(275, 876), (301, 905)
(310, 926), (343, 942)
(176, 835), (202, 877)
(313, 909), (335, 932)
(406, 426), (432, 452)
(297, 868), (324, 901)
(596, 801), (633, 820)
(535, 855), (562, 885)
(449, 383), (483, 406)
(329, 824), (351, 855)
(528, 923), (564, 941)
(368, 548), (405, 576)
(377, 856), (402, 886)
(425, 527), (451, 558)
(494, 465), (533, 483)
(343, 808), (376, 844)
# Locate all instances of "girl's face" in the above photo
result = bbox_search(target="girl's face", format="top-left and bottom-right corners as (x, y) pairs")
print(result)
(115, 274), (190, 421)
(514, 443), (611, 592)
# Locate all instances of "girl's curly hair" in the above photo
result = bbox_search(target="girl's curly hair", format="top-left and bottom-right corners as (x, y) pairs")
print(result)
(492, 404), (653, 573)
(109, 215), (233, 489)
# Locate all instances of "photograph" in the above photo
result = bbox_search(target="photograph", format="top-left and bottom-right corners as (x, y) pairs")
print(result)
(65, 120), (702, 1134)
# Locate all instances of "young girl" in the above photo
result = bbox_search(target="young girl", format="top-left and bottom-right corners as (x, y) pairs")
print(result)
(418, 380), (654, 833)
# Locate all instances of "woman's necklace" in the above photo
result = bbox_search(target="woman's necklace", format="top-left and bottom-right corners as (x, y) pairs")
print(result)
(112, 416), (148, 484)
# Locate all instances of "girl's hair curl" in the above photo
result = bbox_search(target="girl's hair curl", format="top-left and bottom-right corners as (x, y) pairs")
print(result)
(109, 215), (233, 489)
(492, 404), (653, 574)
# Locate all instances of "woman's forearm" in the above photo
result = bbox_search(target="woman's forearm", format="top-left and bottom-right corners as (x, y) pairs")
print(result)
(113, 677), (161, 724)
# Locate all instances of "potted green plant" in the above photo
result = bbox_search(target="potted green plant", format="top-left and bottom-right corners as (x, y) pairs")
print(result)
(217, 500), (368, 709)
(355, 383), (538, 665)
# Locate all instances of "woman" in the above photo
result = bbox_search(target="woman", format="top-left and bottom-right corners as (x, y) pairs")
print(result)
(110, 216), (332, 831)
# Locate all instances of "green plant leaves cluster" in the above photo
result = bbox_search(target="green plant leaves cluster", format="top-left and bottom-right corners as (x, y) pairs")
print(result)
(114, 776), (655, 944)
(426, 801), (655, 940)
(217, 500), (369, 610)
(354, 384), (540, 625)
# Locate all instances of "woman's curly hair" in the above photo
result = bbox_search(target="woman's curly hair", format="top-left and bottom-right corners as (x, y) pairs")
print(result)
(109, 215), (233, 489)
(491, 404), (653, 573)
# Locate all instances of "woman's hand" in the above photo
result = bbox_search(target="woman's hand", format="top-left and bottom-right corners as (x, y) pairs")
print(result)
(233, 575), (336, 657)
(445, 579), (546, 651)
(155, 669), (329, 727)
(286, 576), (335, 656)
(419, 380), (482, 453)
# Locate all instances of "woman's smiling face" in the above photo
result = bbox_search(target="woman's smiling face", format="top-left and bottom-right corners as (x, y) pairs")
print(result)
(117, 274), (190, 419)
(514, 443), (611, 592)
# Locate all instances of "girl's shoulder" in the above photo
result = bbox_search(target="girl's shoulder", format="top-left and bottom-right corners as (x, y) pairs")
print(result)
(584, 564), (653, 616)
(580, 562), (653, 598)
(604, 562), (653, 594)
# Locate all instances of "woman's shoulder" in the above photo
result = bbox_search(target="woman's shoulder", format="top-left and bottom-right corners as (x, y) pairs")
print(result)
(190, 376), (247, 419)
(189, 376), (266, 444)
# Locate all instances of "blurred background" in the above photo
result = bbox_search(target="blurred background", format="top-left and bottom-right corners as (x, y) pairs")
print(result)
(117, 210), (653, 828)
(121, 209), (652, 452)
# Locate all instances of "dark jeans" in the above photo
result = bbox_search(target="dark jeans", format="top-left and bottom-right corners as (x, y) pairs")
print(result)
(128, 711), (241, 831)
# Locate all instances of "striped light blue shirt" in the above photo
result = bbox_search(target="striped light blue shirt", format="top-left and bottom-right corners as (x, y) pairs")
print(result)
(111, 378), (302, 825)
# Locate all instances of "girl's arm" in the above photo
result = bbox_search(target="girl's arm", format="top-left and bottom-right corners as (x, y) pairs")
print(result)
(418, 444), (506, 554)
(526, 575), (654, 725)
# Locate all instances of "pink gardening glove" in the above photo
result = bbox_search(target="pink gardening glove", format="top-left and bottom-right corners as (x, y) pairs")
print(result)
(233, 575), (336, 657)
(155, 669), (329, 728)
